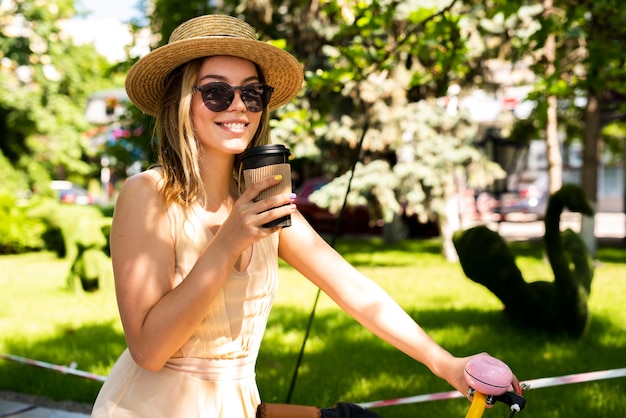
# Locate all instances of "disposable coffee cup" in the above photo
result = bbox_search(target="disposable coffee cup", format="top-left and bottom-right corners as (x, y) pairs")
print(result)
(240, 144), (292, 228)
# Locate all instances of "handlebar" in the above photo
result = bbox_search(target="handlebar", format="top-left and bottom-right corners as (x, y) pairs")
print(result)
(464, 355), (526, 417)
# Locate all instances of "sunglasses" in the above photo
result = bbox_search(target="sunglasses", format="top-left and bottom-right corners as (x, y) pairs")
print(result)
(193, 82), (274, 113)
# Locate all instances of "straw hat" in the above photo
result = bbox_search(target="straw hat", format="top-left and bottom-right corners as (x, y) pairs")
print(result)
(125, 14), (303, 117)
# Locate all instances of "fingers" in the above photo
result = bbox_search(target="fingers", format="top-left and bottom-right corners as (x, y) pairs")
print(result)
(512, 374), (523, 395)
(238, 174), (296, 228)
(242, 174), (285, 202)
(256, 198), (297, 228)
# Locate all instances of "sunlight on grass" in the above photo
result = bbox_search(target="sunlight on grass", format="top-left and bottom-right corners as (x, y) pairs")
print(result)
(1, 238), (625, 417)
(259, 239), (626, 417)
(0, 251), (124, 401)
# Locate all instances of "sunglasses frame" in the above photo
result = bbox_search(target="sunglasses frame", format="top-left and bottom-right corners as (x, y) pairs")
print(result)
(193, 82), (274, 113)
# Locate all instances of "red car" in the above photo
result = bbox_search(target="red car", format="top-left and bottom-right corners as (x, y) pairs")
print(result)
(50, 180), (95, 205)
(294, 178), (382, 235)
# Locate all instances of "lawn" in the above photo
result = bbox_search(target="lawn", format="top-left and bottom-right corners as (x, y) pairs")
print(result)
(1, 237), (625, 417)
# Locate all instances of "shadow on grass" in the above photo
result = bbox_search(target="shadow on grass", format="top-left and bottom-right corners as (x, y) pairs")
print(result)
(0, 321), (125, 404)
(1, 302), (624, 417)
(335, 237), (443, 255)
(596, 241), (626, 264)
(332, 238), (448, 267)
(507, 236), (626, 265)
(258, 305), (626, 418)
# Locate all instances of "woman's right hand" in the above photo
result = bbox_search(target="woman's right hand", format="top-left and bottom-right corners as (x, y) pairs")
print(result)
(216, 174), (296, 254)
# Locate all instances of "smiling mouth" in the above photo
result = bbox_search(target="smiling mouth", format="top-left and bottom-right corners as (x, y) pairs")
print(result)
(218, 122), (248, 129)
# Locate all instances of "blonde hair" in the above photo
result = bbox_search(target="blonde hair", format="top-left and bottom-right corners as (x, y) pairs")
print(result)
(155, 58), (271, 208)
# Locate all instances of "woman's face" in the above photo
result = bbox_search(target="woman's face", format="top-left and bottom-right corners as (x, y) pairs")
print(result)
(191, 56), (263, 157)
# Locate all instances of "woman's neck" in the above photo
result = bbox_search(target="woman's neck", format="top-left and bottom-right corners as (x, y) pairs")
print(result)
(199, 154), (238, 209)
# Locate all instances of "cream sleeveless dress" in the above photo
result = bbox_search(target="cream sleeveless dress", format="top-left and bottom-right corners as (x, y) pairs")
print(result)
(92, 170), (279, 418)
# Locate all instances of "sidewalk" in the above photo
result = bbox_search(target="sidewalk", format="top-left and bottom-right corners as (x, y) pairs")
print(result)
(470, 212), (626, 243)
(0, 392), (90, 418)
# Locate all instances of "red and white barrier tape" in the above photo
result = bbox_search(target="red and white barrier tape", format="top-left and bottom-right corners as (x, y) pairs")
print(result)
(2, 352), (624, 409)
(357, 367), (626, 409)
(0, 353), (107, 382)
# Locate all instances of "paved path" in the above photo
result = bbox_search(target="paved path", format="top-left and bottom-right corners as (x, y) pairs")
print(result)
(470, 212), (625, 243)
(0, 397), (89, 417)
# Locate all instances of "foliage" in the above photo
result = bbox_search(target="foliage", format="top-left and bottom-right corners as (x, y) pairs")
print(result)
(479, 0), (626, 201)
(66, 240), (112, 292)
(102, 106), (157, 177)
(0, 193), (47, 254)
(40, 0), (624, 241)
(310, 100), (505, 224)
(0, 0), (121, 196)
(602, 121), (626, 165)
(141, 0), (509, 243)
(0, 149), (28, 195)
(534, 0), (626, 132)
(32, 203), (111, 260)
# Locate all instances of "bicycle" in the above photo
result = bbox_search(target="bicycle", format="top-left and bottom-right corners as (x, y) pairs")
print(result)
(256, 356), (526, 418)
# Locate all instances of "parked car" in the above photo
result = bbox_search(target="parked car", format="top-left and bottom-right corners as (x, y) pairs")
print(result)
(295, 178), (382, 235)
(50, 180), (94, 205)
(294, 177), (440, 237)
(495, 171), (548, 221)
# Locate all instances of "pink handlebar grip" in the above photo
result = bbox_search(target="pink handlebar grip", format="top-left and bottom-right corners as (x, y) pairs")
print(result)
(464, 355), (512, 396)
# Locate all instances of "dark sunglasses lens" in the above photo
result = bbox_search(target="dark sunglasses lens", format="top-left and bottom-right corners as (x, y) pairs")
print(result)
(241, 84), (273, 112)
(200, 83), (233, 112)
(197, 83), (273, 112)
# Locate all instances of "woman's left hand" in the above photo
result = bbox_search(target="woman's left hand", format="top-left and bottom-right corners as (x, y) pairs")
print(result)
(445, 353), (522, 402)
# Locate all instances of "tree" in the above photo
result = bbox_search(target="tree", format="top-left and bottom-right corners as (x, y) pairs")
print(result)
(482, 0), (626, 253)
(136, 0), (512, 254)
(284, 1), (506, 254)
(0, 0), (117, 191)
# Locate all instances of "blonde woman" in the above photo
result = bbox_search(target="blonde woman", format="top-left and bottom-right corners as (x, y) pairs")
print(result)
(91, 14), (520, 418)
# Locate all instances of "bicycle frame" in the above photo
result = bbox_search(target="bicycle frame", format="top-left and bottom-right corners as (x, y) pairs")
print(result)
(465, 389), (527, 418)
(466, 391), (489, 417)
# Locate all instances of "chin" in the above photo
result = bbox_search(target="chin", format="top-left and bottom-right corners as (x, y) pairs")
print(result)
(225, 140), (253, 155)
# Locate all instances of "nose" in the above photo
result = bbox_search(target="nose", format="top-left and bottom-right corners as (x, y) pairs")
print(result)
(228, 89), (247, 112)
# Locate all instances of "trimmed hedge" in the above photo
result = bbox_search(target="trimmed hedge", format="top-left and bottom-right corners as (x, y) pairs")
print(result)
(0, 193), (47, 254)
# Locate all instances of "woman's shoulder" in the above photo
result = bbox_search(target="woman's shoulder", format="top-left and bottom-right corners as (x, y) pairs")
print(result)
(118, 168), (165, 201)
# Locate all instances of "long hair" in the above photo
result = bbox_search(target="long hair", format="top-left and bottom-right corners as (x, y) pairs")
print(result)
(155, 58), (271, 208)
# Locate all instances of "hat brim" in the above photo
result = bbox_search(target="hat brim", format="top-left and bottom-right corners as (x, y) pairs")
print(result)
(125, 37), (303, 117)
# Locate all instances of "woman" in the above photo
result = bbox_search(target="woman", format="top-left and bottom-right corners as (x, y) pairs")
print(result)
(91, 14), (520, 418)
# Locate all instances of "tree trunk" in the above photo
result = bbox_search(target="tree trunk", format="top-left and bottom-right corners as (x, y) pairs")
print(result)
(441, 194), (460, 262)
(382, 211), (404, 244)
(543, 1), (562, 194)
(546, 94), (562, 193)
(581, 89), (601, 256)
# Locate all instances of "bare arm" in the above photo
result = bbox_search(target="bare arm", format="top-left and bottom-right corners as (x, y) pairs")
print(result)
(279, 211), (518, 395)
(111, 172), (295, 371)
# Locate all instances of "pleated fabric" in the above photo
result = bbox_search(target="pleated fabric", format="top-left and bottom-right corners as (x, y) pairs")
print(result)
(92, 169), (279, 417)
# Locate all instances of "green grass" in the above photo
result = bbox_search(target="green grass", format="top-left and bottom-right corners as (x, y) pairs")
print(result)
(1, 238), (625, 417)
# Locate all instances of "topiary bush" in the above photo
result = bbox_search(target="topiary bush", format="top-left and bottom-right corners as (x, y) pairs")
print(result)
(0, 193), (48, 254)
(453, 184), (595, 338)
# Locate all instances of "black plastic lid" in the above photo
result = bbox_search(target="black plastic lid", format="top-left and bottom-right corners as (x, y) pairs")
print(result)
(240, 144), (291, 169)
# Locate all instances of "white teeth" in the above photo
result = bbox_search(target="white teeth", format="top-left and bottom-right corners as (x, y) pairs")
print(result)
(221, 123), (246, 129)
